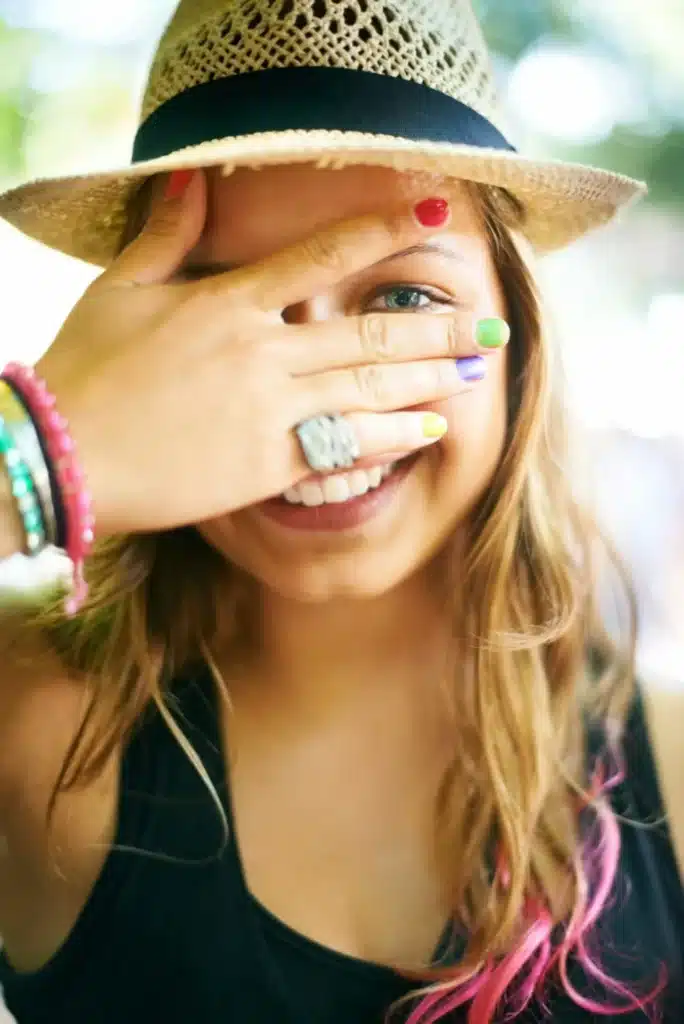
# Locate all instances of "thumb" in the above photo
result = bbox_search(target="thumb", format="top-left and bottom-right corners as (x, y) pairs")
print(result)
(106, 168), (206, 286)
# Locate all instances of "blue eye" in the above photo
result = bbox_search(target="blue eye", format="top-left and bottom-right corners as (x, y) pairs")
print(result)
(369, 285), (446, 312)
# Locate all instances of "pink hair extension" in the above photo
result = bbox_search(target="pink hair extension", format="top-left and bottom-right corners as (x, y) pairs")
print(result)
(403, 967), (493, 1024)
(502, 908), (551, 1019)
(402, 755), (665, 1024)
(467, 904), (553, 1022)
(554, 787), (667, 1018)
(402, 902), (553, 1024)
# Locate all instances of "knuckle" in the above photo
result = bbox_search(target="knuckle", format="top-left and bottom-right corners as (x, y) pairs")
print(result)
(299, 230), (347, 275)
(137, 223), (166, 249)
(239, 276), (273, 312)
(242, 334), (280, 377)
(202, 273), (238, 304)
(380, 210), (406, 249)
(201, 273), (256, 316)
(143, 209), (177, 241)
(358, 314), (394, 361)
(445, 316), (461, 357)
(179, 288), (226, 329)
(353, 364), (391, 408)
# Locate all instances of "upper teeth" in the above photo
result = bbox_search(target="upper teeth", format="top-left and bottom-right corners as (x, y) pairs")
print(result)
(283, 463), (396, 506)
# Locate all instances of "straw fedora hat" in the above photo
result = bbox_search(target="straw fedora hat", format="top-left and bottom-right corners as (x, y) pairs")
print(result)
(0, 0), (647, 266)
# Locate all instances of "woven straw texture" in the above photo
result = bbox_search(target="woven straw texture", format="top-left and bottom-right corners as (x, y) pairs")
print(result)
(0, 0), (646, 265)
(142, 0), (500, 129)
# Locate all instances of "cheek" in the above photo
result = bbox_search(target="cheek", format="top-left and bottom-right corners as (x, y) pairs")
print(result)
(434, 354), (508, 478)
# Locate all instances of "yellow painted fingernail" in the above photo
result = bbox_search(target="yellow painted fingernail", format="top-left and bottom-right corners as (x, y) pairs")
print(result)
(422, 412), (448, 439)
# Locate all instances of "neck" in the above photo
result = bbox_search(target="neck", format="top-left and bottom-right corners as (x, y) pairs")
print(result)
(229, 570), (455, 716)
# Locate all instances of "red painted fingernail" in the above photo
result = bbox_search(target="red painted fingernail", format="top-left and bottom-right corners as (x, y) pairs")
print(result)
(164, 169), (194, 200)
(414, 197), (450, 228)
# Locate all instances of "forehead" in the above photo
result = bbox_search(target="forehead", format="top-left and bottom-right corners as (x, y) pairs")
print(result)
(186, 163), (484, 266)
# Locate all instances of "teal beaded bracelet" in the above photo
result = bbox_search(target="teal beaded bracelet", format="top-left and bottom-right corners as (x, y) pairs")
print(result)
(0, 414), (46, 556)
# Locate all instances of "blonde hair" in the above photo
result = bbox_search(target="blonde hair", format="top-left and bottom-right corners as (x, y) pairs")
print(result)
(9, 172), (639, 1018)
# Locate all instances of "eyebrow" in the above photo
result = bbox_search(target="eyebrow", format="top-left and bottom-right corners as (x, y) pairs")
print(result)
(179, 241), (464, 279)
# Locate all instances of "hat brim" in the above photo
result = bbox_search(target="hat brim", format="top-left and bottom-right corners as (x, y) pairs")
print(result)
(0, 130), (647, 266)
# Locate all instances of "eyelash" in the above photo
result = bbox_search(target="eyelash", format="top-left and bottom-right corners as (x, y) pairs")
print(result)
(366, 284), (452, 313)
(178, 273), (453, 315)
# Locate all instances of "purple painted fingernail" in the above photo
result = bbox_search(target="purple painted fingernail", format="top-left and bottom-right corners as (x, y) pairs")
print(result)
(456, 355), (486, 382)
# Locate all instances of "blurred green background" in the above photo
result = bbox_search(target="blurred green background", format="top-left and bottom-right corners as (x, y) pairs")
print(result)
(0, 0), (681, 683)
(0, 0), (682, 429)
(0, 0), (682, 200)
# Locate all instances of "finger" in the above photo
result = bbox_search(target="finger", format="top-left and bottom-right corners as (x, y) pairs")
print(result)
(297, 357), (485, 419)
(231, 196), (452, 311)
(287, 409), (449, 487)
(345, 409), (449, 462)
(105, 169), (207, 287)
(286, 312), (509, 376)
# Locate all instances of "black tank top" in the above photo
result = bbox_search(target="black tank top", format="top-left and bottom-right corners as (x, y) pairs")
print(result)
(1, 668), (682, 1023)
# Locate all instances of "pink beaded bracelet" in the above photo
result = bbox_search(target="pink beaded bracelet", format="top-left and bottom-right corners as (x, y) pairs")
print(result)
(1, 362), (94, 615)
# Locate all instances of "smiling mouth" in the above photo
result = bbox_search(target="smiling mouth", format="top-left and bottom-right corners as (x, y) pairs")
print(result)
(260, 453), (421, 532)
(281, 459), (399, 507)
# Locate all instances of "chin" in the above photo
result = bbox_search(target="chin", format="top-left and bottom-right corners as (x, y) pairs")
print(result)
(197, 448), (477, 604)
(202, 517), (455, 605)
(203, 523), (438, 602)
(246, 548), (434, 603)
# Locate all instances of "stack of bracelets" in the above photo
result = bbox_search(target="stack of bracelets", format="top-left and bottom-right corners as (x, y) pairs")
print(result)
(0, 362), (94, 616)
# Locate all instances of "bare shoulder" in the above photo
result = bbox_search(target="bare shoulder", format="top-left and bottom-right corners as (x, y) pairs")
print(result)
(640, 678), (684, 882)
(0, 611), (84, 809)
(0, 613), (120, 972)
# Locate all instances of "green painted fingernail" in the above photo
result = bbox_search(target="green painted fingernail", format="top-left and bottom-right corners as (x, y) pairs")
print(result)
(475, 317), (511, 348)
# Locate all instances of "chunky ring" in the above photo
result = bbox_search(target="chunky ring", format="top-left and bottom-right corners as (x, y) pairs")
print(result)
(295, 414), (360, 473)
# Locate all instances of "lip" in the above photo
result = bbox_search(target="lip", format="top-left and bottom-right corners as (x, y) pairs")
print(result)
(259, 454), (419, 532)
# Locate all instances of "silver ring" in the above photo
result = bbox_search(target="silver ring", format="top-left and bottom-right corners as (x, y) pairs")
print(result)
(295, 414), (360, 473)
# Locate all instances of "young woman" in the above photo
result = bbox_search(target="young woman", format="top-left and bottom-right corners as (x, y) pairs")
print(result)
(0, 0), (680, 1021)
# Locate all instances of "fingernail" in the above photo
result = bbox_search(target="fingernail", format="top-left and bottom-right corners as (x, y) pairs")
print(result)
(422, 412), (448, 439)
(475, 317), (511, 348)
(414, 197), (450, 228)
(164, 169), (194, 200)
(456, 355), (486, 382)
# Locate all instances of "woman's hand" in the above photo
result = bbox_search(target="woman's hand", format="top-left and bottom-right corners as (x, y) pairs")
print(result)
(36, 169), (494, 537)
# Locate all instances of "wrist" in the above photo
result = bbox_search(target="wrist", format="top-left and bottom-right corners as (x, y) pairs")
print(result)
(0, 461), (31, 561)
(0, 363), (95, 615)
